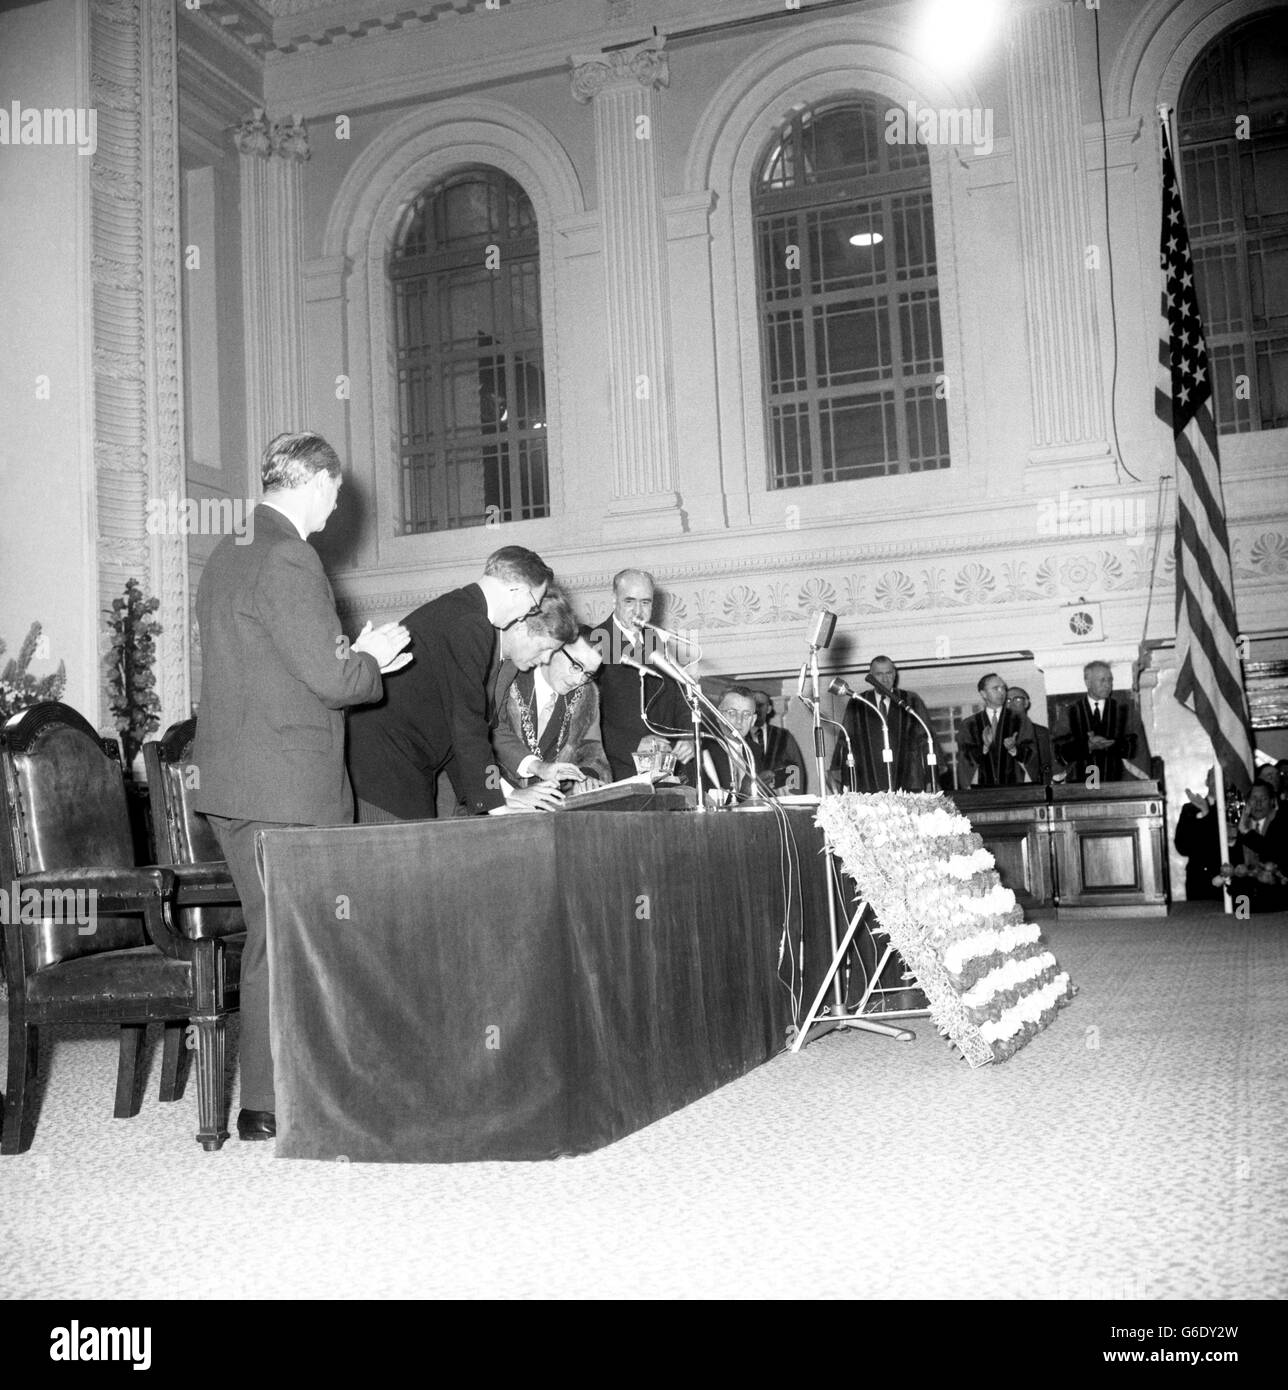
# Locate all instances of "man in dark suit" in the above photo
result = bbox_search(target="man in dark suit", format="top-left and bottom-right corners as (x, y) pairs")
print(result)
(492, 629), (610, 792)
(1006, 686), (1055, 783)
(751, 691), (808, 792)
(193, 431), (411, 1142)
(347, 551), (573, 821)
(1174, 769), (1225, 902)
(959, 673), (1035, 787)
(701, 686), (772, 801)
(1053, 661), (1150, 785)
(589, 568), (695, 782)
(829, 655), (938, 793)
(1229, 780), (1288, 913)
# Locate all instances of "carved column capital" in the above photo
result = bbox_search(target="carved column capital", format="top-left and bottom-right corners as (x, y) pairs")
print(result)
(271, 114), (310, 163)
(570, 35), (669, 104)
(234, 109), (310, 162)
(234, 107), (272, 158)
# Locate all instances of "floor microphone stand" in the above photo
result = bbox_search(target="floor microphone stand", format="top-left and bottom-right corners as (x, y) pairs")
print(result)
(789, 649), (914, 1052)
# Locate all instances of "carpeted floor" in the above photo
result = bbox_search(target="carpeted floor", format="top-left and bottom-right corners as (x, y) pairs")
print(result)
(2, 905), (1285, 1301)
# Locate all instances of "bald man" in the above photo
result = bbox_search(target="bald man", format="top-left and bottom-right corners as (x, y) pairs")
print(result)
(589, 568), (695, 781)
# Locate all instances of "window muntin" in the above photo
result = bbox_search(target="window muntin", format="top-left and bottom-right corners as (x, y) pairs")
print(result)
(754, 98), (950, 487)
(390, 167), (548, 532)
(1179, 14), (1288, 434)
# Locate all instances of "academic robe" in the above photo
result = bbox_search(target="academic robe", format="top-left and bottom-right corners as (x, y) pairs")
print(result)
(830, 689), (938, 794)
(1053, 694), (1149, 785)
(958, 707), (1035, 787)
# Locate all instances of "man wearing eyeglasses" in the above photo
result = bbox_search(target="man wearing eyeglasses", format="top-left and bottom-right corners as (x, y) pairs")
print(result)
(347, 545), (569, 819)
(701, 686), (772, 799)
(492, 628), (611, 794)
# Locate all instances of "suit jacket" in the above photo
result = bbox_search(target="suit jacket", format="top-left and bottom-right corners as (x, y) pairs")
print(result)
(492, 667), (611, 787)
(702, 735), (771, 799)
(830, 689), (938, 793)
(588, 621), (693, 781)
(347, 583), (504, 818)
(751, 723), (808, 792)
(1026, 721), (1055, 784)
(1174, 801), (1225, 901)
(1054, 694), (1149, 784)
(959, 707), (1034, 787)
(192, 504), (382, 825)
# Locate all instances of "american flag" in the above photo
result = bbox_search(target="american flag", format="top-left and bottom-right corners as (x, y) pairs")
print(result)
(1155, 119), (1254, 790)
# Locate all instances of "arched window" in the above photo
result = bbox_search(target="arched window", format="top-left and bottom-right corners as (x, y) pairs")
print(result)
(1178, 13), (1288, 434)
(390, 166), (548, 532)
(753, 97), (949, 488)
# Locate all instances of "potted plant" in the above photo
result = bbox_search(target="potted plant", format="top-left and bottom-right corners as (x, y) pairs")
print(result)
(0, 622), (67, 723)
(104, 579), (163, 862)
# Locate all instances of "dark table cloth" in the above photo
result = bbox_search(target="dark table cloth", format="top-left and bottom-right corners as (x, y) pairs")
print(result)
(259, 806), (836, 1161)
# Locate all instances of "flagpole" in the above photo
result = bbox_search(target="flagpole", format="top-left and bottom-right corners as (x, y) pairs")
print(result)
(1213, 755), (1233, 916)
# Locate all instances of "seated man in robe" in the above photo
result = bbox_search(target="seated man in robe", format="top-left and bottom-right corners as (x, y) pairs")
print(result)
(700, 685), (772, 802)
(492, 628), (611, 795)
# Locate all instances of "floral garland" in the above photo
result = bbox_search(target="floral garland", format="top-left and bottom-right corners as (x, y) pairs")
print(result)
(816, 791), (1076, 1066)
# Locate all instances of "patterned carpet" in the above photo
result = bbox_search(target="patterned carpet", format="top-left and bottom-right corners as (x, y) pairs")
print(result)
(2, 904), (1285, 1301)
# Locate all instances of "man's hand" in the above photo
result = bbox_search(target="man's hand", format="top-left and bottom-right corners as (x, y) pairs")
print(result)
(505, 783), (565, 812)
(578, 776), (605, 792)
(352, 620), (412, 673)
(533, 760), (583, 783)
(672, 738), (696, 766)
(1086, 732), (1115, 751)
(1002, 733), (1018, 755)
(1186, 789), (1211, 813)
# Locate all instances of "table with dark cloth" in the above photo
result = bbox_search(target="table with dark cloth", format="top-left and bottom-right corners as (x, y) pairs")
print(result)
(259, 804), (838, 1162)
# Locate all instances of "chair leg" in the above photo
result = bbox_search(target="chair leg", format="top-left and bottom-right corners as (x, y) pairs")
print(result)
(159, 1022), (190, 1102)
(2, 1022), (38, 1155)
(190, 1014), (229, 1151)
(113, 1023), (148, 1119)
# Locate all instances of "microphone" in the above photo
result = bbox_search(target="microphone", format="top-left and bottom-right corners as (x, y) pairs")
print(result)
(807, 610), (837, 650)
(828, 676), (855, 700)
(621, 655), (662, 679)
(864, 672), (908, 705)
(646, 649), (698, 690)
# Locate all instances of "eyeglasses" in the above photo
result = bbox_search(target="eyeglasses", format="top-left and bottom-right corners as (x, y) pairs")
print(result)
(516, 586), (544, 621)
(559, 647), (593, 683)
(721, 707), (756, 723)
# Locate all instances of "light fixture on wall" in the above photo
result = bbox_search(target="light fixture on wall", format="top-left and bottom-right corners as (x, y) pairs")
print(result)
(848, 231), (883, 247)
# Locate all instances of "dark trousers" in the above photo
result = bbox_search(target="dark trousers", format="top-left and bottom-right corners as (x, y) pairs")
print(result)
(206, 814), (301, 1113)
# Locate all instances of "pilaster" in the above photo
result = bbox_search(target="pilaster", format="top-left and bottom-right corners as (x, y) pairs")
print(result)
(237, 108), (309, 460)
(1006, 1), (1113, 482)
(571, 36), (683, 539)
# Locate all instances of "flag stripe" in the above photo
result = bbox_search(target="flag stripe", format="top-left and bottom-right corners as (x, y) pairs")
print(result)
(1159, 120), (1254, 790)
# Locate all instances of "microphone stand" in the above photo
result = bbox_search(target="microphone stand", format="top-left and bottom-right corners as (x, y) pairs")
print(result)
(789, 655), (915, 1053)
(858, 691), (895, 793)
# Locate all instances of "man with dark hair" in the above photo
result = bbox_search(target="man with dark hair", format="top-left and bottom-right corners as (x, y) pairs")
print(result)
(492, 626), (610, 793)
(829, 655), (938, 793)
(750, 689), (807, 792)
(1054, 661), (1150, 784)
(347, 547), (571, 820)
(589, 568), (695, 781)
(193, 430), (411, 1141)
(959, 673), (1034, 786)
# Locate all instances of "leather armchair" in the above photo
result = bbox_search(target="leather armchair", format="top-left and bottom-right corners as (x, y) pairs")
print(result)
(0, 703), (241, 1153)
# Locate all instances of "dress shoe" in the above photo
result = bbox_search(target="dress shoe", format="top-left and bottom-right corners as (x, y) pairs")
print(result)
(236, 1108), (276, 1141)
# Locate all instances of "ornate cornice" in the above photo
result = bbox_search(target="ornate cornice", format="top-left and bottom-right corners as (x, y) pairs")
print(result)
(569, 35), (669, 104)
